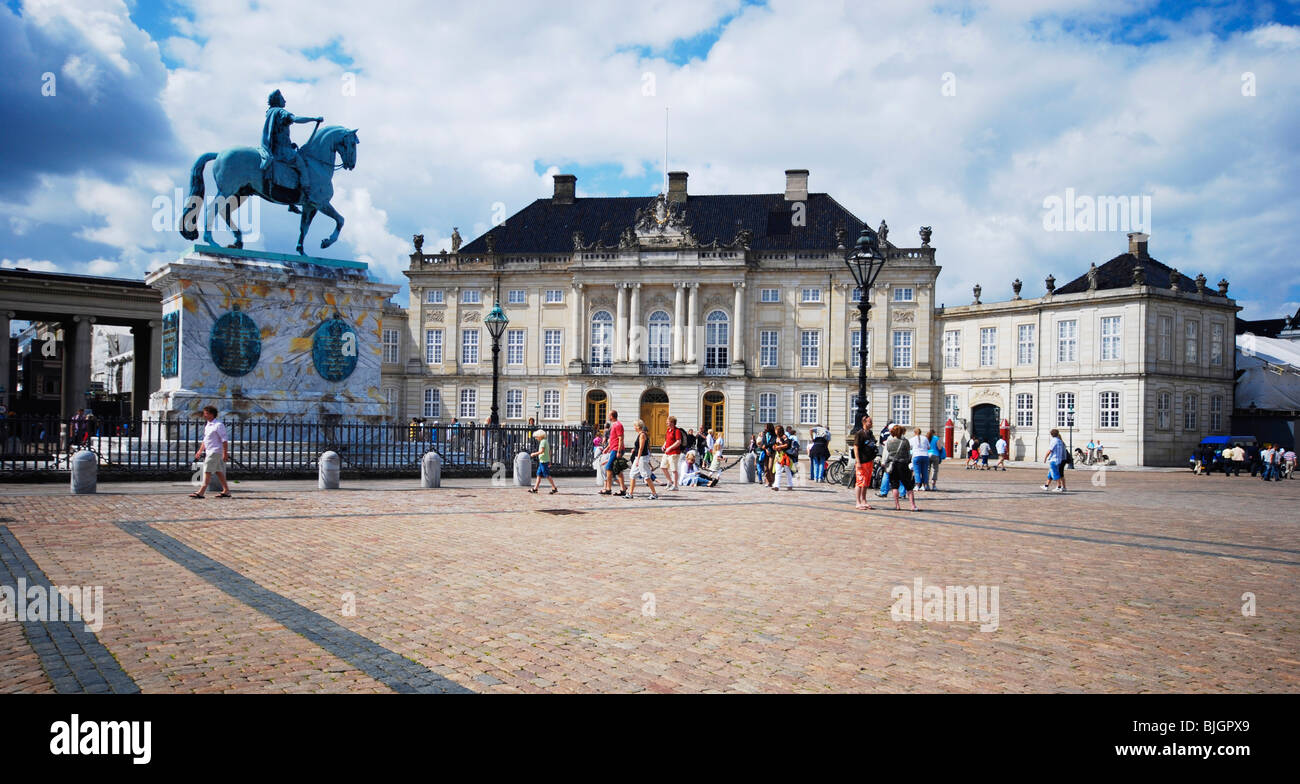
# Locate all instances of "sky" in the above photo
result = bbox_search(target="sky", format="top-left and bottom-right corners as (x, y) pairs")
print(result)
(1, 0), (1297, 319)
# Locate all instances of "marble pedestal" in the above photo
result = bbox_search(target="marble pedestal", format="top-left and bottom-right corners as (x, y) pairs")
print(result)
(145, 245), (399, 422)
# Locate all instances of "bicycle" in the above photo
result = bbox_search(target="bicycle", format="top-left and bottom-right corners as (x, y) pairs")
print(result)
(827, 450), (855, 487)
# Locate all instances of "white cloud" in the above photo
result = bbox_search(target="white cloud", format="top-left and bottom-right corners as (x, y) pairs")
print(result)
(1, 257), (60, 272)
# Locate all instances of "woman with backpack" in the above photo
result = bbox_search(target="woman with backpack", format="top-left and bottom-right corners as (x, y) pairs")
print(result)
(883, 424), (919, 511)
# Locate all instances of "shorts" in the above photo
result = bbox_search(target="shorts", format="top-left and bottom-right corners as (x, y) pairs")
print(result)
(633, 456), (654, 480)
(661, 453), (678, 473)
(1047, 460), (1062, 481)
(604, 451), (619, 472)
(855, 463), (874, 488)
(888, 463), (916, 492)
(202, 453), (225, 475)
(537, 463), (550, 478)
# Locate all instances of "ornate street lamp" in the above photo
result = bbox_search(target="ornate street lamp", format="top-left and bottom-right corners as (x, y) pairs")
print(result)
(844, 223), (888, 432)
(484, 301), (509, 427)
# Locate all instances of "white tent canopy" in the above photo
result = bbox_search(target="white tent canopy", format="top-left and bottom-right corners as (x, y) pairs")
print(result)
(1236, 334), (1300, 411)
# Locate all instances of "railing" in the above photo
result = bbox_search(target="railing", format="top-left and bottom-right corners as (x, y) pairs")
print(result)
(0, 416), (596, 479)
(703, 364), (729, 376)
(586, 360), (613, 375)
(642, 361), (670, 375)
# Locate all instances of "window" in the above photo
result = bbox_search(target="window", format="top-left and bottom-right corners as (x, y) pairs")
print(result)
(1156, 392), (1171, 430)
(800, 288), (822, 303)
(1158, 316), (1172, 360)
(647, 311), (671, 367)
(760, 288), (780, 303)
(848, 394), (867, 427)
(424, 329), (443, 364)
(1057, 320), (1077, 362)
(760, 330), (779, 368)
(544, 289), (564, 304)
(506, 329), (524, 365)
(851, 330), (868, 368)
(893, 287), (914, 302)
(459, 388), (477, 419)
(422, 388), (441, 418)
(461, 289), (481, 304)
(944, 394), (960, 423)
(1210, 395), (1223, 432)
(1184, 321), (1199, 363)
(384, 387), (397, 416)
(1183, 393), (1198, 430)
(1017, 324), (1035, 366)
(1016, 393), (1034, 427)
(382, 328), (400, 364)
(590, 310), (613, 366)
(890, 394), (912, 426)
(1056, 392), (1076, 428)
(943, 330), (961, 369)
(461, 328), (479, 364)
(892, 330), (913, 368)
(758, 392), (777, 424)
(1210, 324), (1224, 366)
(800, 330), (820, 367)
(705, 310), (729, 368)
(505, 389), (523, 420)
(425, 289), (444, 304)
(507, 289), (526, 305)
(543, 329), (563, 366)
(851, 287), (863, 302)
(979, 327), (997, 367)
(1099, 391), (1120, 429)
(799, 392), (819, 425)
(542, 389), (560, 420)
(1100, 316), (1122, 361)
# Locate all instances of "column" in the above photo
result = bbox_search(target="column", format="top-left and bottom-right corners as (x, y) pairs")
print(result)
(0, 311), (11, 410)
(130, 321), (154, 418)
(569, 282), (584, 363)
(149, 319), (162, 395)
(672, 283), (685, 364)
(628, 282), (641, 362)
(732, 281), (745, 366)
(65, 315), (94, 418)
(686, 283), (699, 364)
(614, 283), (628, 363)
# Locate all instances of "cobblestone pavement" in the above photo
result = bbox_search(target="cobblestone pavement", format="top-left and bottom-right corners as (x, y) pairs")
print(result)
(1, 467), (1296, 693)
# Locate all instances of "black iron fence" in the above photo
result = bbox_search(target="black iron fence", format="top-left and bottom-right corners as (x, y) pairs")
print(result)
(0, 416), (596, 480)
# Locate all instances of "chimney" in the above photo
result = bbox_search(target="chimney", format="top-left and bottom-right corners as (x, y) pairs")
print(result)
(784, 169), (809, 201)
(667, 171), (688, 203)
(1127, 231), (1149, 259)
(553, 174), (576, 205)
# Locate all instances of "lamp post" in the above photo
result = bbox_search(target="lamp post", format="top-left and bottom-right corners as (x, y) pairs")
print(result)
(1068, 405), (1075, 467)
(748, 403), (755, 442)
(484, 301), (509, 428)
(843, 223), (888, 432)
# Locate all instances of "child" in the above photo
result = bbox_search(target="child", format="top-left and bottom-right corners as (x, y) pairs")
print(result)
(529, 429), (558, 494)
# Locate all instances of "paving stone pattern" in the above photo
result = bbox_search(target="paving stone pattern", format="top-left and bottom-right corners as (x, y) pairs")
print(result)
(0, 469), (1296, 693)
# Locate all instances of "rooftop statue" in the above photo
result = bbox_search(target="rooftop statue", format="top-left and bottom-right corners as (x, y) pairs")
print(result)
(180, 89), (360, 255)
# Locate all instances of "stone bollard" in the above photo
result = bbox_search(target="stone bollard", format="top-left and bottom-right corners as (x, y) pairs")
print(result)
(318, 450), (340, 490)
(70, 450), (97, 495)
(421, 451), (442, 488)
(513, 451), (532, 487)
(741, 452), (757, 483)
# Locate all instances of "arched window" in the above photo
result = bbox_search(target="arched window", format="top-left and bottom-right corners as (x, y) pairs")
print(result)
(705, 310), (729, 370)
(647, 311), (671, 368)
(590, 310), (613, 369)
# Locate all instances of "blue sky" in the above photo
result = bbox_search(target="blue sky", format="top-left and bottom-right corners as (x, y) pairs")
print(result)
(1, 0), (1297, 319)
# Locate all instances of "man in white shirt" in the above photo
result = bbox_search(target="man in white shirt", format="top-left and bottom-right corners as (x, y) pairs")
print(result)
(191, 405), (231, 498)
(978, 439), (991, 470)
(995, 436), (1008, 470)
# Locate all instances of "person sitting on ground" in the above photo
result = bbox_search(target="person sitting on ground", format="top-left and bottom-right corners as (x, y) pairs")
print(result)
(680, 450), (718, 487)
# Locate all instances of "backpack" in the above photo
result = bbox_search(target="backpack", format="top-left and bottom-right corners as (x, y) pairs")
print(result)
(786, 436), (800, 459)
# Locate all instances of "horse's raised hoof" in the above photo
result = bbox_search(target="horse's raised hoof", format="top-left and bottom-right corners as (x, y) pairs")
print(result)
(321, 238), (334, 249)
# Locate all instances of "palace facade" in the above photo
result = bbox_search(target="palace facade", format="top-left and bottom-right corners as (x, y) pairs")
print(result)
(379, 170), (1237, 465)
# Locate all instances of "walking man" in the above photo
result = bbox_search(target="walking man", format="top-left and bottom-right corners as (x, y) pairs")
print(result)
(599, 410), (628, 496)
(662, 415), (682, 491)
(995, 435), (1008, 470)
(1042, 428), (1067, 493)
(190, 405), (231, 499)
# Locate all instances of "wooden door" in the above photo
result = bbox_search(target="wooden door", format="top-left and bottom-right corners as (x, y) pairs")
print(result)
(643, 403), (669, 447)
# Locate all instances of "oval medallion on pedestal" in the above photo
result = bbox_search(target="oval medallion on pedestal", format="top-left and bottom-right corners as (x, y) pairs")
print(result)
(312, 317), (359, 382)
(209, 309), (261, 377)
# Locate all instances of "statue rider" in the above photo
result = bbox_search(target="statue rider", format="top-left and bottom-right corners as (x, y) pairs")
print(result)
(261, 89), (322, 214)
